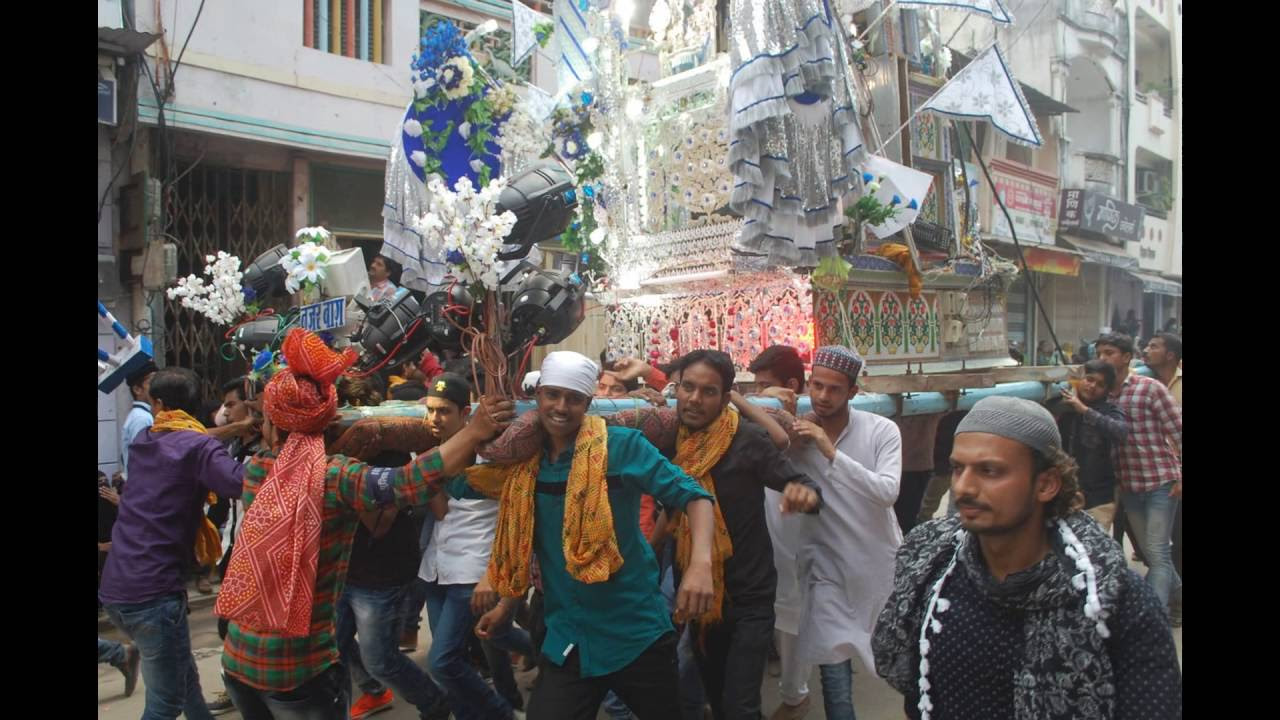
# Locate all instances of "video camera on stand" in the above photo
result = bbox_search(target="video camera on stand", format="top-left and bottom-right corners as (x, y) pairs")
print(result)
(231, 163), (589, 376)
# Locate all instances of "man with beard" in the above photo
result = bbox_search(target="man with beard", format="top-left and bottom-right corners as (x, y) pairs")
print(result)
(786, 346), (902, 720)
(872, 396), (1182, 719)
(466, 351), (719, 720)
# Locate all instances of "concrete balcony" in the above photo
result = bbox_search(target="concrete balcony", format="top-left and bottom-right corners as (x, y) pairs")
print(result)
(1133, 93), (1174, 159)
(1138, 213), (1171, 273)
(1060, 0), (1129, 59)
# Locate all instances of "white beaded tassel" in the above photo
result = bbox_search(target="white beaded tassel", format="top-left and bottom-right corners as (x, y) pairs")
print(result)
(917, 529), (966, 720)
(1056, 518), (1111, 638)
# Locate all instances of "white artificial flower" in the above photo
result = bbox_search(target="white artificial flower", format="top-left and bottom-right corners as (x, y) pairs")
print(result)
(439, 57), (475, 101)
(411, 150), (428, 167)
(565, 140), (579, 156)
(587, 131), (604, 150)
(458, 121), (472, 140)
(403, 119), (424, 137)
(470, 159), (486, 174)
(867, 181), (881, 193)
(589, 227), (607, 246)
(938, 47), (953, 74)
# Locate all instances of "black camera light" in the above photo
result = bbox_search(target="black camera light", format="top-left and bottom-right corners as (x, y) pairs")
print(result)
(349, 288), (431, 372)
(241, 244), (290, 300)
(495, 163), (579, 262)
(506, 267), (586, 352)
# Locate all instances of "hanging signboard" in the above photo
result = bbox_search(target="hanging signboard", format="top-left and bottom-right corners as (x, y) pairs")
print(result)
(1059, 189), (1144, 246)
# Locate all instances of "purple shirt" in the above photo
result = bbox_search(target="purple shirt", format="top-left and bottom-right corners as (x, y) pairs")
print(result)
(99, 429), (245, 605)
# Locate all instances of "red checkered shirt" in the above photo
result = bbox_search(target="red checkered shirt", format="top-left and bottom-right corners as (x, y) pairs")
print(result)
(221, 449), (445, 691)
(1111, 373), (1182, 493)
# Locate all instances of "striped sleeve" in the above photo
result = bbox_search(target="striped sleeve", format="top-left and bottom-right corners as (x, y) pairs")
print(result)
(335, 450), (446, 512)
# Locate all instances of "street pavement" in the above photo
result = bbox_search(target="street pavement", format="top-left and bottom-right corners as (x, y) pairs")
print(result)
(99, 534), (1182, 720)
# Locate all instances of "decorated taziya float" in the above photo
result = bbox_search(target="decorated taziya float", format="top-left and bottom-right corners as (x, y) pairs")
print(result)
(136, 0), (1087, 458)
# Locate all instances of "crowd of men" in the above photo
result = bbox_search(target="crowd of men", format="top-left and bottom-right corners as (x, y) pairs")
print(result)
(99, 324), (1182, 720)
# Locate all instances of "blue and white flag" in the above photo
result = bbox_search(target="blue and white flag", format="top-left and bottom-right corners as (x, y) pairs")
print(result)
(921, 43), (1042, 147)
(554, 0), (595, 91)
(898, 0), (1015, 25)
(512, 0), (547, 67)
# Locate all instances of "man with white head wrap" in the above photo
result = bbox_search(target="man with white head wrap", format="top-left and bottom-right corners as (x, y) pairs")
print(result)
(466, 351), (719, 720)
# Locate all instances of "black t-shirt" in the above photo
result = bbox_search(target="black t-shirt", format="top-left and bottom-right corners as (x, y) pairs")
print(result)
(346, 451), (427, 589)
(667, 420), (821, 608)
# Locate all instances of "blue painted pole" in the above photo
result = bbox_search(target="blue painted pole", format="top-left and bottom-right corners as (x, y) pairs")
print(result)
(358, 0), (369, 60)
(318, 0), (329, 53)
(336, 380), (1083, 425)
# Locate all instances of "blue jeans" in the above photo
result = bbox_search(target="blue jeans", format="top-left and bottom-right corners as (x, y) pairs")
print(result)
(602, 690), (635, 719)
(98, 637), (126, 666)
(483, 618), (533, 710)
(104, 593), (214, 720)
(1121, 483), (1182, 607)
(819, 660), (857, 720)
(423, 581), (513, 720)
(334, 584), (446, 714)
(660, 545), (708, 720)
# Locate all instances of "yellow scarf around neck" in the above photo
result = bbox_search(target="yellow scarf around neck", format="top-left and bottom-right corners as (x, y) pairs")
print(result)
(151, 409), (208, 434)
(672, 407), (738, 626)
(150, 409), (223, 567)
(478, 415), (622, 598)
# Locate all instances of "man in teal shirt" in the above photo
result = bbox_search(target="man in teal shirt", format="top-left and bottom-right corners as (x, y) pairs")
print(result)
(475, 351), (717, 720)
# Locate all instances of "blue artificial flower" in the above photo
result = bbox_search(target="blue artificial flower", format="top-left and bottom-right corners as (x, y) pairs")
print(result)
(413, 20), (469, 75)
(242, 285), (257, 301)
(907, 198), (919, 210)
(580, 91), (594, 107)
(582, 185), (595, 199)
(439, 63), (464, 91)
(252, 349), (274, 372)
(578, 0), (589, 10)
(581, 253), (590, 262)
(572, 221), (581, 230)
(862, 172), (874, 183)
(891, 195), (902, 206)
(446, 249), (466, 265)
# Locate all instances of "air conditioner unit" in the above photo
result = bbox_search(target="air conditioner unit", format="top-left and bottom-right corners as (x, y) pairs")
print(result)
(1137, 169), (1160, 197)
(942, 319), (965, 345)
(939, 291), (969, 317)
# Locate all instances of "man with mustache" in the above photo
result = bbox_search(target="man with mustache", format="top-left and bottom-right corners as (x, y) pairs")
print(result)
(785, 346), (902, 720)
(872, 396), (1182, 719)
(464, 351), (720, 720)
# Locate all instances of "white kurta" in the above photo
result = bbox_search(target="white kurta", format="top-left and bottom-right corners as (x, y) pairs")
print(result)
(789, 409), (904, 668)
(764, 487), (806, 635)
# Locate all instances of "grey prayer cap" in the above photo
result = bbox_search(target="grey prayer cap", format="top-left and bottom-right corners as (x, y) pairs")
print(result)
(955, 396), (1061, 455)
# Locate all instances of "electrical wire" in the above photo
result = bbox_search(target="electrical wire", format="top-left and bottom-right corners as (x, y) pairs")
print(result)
(960, 123), (1064, 362)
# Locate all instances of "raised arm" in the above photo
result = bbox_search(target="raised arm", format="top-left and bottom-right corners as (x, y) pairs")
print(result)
(731, 391), (790, 450)
(327, 417), (440, 460)
(338, 397), (514, 512)
(1084, 403), (1129, 445)
(476, 409), (543, 464)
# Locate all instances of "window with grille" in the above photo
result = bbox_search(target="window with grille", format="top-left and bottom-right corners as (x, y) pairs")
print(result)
(303, 0), (387, 63)
(421, 11), (533, 82)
